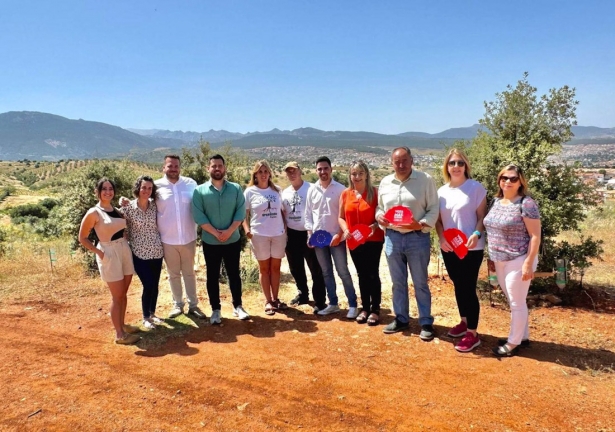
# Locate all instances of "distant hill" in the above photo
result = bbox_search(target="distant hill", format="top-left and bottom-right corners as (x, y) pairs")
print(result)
(2, 111), (613, 161)
(399, 124), (485, 139)
(0, 111), (184, 161)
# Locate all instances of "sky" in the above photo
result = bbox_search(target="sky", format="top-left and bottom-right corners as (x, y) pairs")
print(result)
(1, 0), (614, 134)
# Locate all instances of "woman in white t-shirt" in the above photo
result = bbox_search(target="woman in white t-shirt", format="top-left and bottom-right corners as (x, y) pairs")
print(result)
(435, 149), (487, 353)
(242, 160), (287, 316)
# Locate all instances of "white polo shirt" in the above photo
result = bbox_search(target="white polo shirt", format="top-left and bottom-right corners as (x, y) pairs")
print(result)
(155, 175), (198, 245)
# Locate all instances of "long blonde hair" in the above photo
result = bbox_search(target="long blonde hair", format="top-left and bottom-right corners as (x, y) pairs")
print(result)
(347, 160), (375, 203)
(442, 148), (472, 183)
(248, 160), (278, 190)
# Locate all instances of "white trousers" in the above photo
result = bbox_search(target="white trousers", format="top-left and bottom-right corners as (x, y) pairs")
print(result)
(494, 254), (538, 345)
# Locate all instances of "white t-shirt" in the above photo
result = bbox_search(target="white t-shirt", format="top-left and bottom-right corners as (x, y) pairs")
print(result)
(244, 185), (286, 237)
(281, 181), (312, 231)
(438, 179), (487, 251)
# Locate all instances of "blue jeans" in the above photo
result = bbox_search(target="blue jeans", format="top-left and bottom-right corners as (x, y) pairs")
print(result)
(314, 242), (358, 307)
(384, 230), (433, 325)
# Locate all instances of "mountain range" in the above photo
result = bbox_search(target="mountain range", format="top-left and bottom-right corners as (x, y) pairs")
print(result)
(1, 111), (614, 161)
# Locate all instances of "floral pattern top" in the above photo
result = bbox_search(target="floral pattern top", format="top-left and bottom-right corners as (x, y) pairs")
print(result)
(118, 199), (164, 260)
(484, 196), (540, 262)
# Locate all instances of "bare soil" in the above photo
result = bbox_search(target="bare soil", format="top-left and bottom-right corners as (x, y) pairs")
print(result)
(1, 264), (615, 432)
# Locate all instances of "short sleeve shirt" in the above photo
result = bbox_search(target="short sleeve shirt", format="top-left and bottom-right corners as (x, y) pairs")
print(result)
(119, 200), (164, 260)
(483, 196), (540, 262)
(281, 181), (312, 231)
(438, 179), (487, 251)
(244, 186), (285, 237)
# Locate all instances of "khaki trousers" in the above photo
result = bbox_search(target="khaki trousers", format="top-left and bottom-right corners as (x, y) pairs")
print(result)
(162, 241), (198, 309)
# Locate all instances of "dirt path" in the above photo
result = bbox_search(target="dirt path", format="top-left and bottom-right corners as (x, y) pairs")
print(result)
(1, 276), (614, 432)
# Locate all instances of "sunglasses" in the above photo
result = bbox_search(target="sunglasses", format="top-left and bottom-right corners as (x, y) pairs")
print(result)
(448, 160), (466, 167)
(499, 175), (520, 183)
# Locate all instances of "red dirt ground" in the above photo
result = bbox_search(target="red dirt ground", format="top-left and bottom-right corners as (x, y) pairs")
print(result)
(1, 276), (614, 432)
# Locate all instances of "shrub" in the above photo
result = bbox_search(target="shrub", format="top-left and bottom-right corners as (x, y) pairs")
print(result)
(8, 203), (50, 221)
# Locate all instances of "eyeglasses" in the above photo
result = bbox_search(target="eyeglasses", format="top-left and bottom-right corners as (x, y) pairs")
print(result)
(448, 160), (466, 167)
(499, 175), (520, 183)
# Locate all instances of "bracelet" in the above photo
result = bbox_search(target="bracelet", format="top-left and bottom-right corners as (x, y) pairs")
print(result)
(473, 230), (481, 239)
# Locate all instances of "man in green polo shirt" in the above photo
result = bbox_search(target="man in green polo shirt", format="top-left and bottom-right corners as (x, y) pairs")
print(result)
(192, 154), (250, 324)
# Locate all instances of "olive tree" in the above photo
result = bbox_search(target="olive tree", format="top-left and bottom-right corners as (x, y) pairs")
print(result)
(467, 73), (603, 286)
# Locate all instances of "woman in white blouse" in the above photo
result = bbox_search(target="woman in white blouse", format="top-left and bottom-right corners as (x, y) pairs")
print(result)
(119, 175), (165, 329)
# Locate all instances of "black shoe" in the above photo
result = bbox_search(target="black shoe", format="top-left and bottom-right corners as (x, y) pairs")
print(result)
(187, 307), (207, 320)
(498, 338), (530, 348)
(419, 324), (436, 341)
(382, 319), (410, 334)
(492, 344), (519, 357)
(290, 295), (309, 306)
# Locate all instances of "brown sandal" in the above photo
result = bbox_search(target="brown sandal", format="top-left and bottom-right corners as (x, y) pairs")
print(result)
(356, 311), (368, 324)
(367, 313), (380, 326)
(273, 299), (288, 310)
(265, 302), (276, 316)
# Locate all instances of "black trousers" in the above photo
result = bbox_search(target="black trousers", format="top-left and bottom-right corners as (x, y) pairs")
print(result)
(203, 239), (243, 310)
(285, 228), (327, 308)
(349, 241), (383, 314)
(441, 249), (483, 330)
(132, 254), (163, 319)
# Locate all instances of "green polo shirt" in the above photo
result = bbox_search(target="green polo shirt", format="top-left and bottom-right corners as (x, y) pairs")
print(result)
(192, 180), (245, 245)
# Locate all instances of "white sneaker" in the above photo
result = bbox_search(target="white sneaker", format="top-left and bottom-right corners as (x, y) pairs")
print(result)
(168, 306), (183, 318)
(233, 305), (250, 321)
(346, 307), (359, 319)
(150, 315), (164, 325)
(143, 319), (156, 329)
(317, 305), (340, 316)
(210, 309), (222, 325)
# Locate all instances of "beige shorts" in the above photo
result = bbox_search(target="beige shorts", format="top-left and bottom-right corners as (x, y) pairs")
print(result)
(250, 233), (287, 261)
(96, 238), (135, 282)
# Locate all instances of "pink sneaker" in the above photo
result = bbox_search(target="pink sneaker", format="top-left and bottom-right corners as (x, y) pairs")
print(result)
(447, 321), (467, 338)
(455, 333), (481, 353)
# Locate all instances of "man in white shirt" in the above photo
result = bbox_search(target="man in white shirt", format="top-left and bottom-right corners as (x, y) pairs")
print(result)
(304, 156), (358, 318)
(155, 155), (206, 319)
(281, 161), (326, 313)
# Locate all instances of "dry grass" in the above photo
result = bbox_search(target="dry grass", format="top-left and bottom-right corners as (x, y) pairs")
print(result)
(0, 238), (102, 304)
(558, 201), (615, 289)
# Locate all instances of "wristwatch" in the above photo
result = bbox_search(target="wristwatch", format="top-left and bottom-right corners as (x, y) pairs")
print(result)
(473, 230), (482, 239)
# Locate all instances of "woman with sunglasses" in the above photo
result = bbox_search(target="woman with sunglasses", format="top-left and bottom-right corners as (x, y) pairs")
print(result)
(338, 161), (384, 325)
(483, 165), (541, 357)
(435, 149), (487, 352)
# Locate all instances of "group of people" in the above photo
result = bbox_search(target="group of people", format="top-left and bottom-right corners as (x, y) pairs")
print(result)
(79, 147), (541, 358)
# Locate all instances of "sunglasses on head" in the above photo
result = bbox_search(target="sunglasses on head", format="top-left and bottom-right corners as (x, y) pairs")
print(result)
(448, 160), (466, 167)
(499, 175), (520, 183)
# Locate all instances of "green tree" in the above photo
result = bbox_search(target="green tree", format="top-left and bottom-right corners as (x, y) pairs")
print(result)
(181, 139), (251, 186)
(468, 73), (603, 285)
